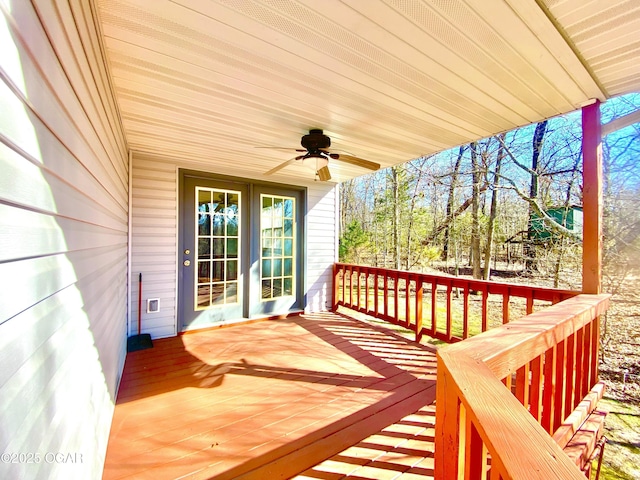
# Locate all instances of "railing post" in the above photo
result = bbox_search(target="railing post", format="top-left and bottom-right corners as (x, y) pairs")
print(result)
(435, 356), (461, 480)
(582, 100), (603, 295)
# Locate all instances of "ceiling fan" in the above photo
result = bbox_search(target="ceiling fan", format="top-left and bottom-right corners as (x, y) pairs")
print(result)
(262, 129), (380, 181)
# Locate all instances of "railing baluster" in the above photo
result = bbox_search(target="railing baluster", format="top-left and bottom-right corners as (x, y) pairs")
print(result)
(481, 286), (488, 332)
(331, 263), (340, 312)
(463, 282), (469, 340)
(431, 279), (438, 338)
(564, 333), (576, 420)
(575, 327), (585, 406)
(590, 316), (600, 384)
(526, 292), (534, 314)
(405, 274), (411, 329)
(415, 278), (423, 342)
(502, 288), (510, 324)
(363, 269), (369, 313)
(393, 271), (400, 324)
(342, 265), (346, 307)
(355, 266), (360, 310)
(374, 269), (379, 316)
(530, 355), (543, 421)
(553, 340), (566, 433)
(383, 270), (389, 319)
(446, 281), (452, 341)
(542, 346), (555, 433)
(346, 265), (351, 307)
(582, 322), (593, 398)
(515, 363), (530, 407)
(466, 417), (487, 479)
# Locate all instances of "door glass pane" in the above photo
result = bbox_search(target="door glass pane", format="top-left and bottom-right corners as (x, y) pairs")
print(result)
(284, 238), (293, 256)
(213, 213), (224, 236)
(213, 238), (225, 259)
(195, 187), (241, 310)
(212, 283), (224, 305)
(226, 282), (238, 303)
(198, 238), (211, 259)
(198, 213), (210, 236)
(261, 279), (271, 300)
(284, 258), (292, 276)
(198, 261), (210, 283)
(260, 194), (295, 300)
(227, 238), (238, 258)
(197, 284), (210, 308)
(283, 277), (293, 295)
(227, 260), (238, 281)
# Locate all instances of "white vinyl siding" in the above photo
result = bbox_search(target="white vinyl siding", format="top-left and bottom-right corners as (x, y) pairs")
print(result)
(130, 154), (177, 338)
(0, 2), (128, 479)
(305, 184), (338, 313)
(130, 154), (337, 337)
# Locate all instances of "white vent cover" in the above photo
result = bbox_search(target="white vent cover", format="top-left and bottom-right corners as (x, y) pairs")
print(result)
(147, 298), (160, 313)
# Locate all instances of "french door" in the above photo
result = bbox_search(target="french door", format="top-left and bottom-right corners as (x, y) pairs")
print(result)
(178, 172), (304, 331)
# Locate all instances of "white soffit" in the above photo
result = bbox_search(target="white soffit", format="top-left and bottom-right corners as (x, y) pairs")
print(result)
(541, 0), (640, 97)
(94, 0), (637, 184)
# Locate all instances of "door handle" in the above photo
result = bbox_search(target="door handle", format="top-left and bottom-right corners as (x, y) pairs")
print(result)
(183, 260), (191, 267)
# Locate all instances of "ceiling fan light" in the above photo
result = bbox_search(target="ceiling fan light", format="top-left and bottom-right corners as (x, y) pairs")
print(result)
(317, 165), (331, 181)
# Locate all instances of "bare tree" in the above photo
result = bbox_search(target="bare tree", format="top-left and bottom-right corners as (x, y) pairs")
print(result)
(484, 134), (505, 279)
(470, 142), (482, 279)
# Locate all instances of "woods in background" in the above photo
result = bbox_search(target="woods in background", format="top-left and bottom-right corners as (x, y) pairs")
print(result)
(339, 94), (640, 291)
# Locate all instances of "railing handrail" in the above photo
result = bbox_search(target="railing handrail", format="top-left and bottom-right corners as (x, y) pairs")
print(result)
(435, 294), (610, 479)
(445, 294), (610, 378)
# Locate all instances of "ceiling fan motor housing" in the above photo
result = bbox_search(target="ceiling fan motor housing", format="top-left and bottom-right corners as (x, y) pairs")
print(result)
(301, 129), (331, 151)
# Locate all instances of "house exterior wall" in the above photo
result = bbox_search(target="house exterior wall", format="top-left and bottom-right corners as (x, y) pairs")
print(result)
(131, 152), (337, 338)
(0, 2), (128, 479)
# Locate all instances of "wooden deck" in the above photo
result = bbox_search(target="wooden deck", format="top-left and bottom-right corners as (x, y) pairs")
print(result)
(103, 312), (437, 480)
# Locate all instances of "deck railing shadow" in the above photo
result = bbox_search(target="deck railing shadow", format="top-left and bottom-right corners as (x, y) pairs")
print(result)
(106, 311), (438, 479)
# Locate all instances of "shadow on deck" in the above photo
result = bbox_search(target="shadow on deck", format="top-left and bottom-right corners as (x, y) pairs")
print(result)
(103, 312), (437, 480)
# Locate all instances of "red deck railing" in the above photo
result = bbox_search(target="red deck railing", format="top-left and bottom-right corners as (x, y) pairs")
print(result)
(332, 263), (578, 343)
(333, 263), (610, 479)
(435, 293), (609, 479)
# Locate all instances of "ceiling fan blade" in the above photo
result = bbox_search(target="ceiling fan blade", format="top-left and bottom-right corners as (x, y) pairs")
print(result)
(316, 165), (332, 181)
(255, 147), (306, 152)
(334, 154), (380, 171)
(264, 157), (297, 176)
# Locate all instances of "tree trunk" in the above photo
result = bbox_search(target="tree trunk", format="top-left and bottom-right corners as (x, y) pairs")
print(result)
(443, 146), (465, 261)
(484, 134), (505, 280)
(390, 166), (401, 270)
(525, 121), (548, 271)
(470, 142), (482, 279)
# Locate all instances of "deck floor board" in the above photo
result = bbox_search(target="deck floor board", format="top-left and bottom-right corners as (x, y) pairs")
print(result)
(103, 312), (437, 479)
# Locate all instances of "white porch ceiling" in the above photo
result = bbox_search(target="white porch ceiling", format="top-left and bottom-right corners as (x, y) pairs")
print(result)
(95, 0), (640, 184)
